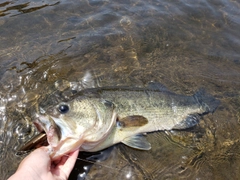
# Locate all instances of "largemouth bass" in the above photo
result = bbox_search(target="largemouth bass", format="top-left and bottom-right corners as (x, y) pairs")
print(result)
(33, 82), (219, 159)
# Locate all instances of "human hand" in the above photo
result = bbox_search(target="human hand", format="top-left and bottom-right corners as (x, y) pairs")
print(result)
(8, 147), (79, 180)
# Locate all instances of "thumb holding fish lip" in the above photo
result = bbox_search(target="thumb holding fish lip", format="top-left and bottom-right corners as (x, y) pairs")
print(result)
(51, 148), (80, 179)
(18, 146), (51, 168)
(8, 147), (52, 180)
(9, 147), (79, 180)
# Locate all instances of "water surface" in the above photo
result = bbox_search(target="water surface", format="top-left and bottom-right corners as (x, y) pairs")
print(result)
(0, 0), (240, 179)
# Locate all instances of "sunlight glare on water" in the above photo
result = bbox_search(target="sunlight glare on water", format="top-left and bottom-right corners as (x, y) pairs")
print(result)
(0, 0), (240, 179)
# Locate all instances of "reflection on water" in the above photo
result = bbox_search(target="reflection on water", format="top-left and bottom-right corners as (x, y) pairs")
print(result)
(0, 0), (240, 179)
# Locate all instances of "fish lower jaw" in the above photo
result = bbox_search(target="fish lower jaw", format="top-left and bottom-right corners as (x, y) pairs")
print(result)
(49, 137), (84, 160)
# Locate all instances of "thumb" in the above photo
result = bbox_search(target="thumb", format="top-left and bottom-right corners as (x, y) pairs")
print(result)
(18, 147), (51, 171)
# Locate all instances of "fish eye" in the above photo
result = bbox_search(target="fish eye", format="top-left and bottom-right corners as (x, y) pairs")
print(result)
(58, 104), (69, 114)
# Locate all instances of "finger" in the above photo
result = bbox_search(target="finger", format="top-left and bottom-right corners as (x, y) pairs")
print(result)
(16, 147), (52, 180)
(9, 147), (52, 180)
(53, 153), (68, 165)
(19, 147), (51, 169)
(58, 149), (79, 176)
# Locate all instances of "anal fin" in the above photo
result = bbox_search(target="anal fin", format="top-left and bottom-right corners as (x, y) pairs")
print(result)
(121, 135), (151, 150)
(173, 114), (200, 130)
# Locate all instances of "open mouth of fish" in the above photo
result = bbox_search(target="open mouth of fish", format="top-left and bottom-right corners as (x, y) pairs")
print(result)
(18, 115), (60, 153)
(18, 111), (117, 159)
(17, 115), (51, 152)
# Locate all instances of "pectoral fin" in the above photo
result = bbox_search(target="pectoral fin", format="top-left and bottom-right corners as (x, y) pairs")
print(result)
(122, 135), (151, 150)
(173, 114), (200, 129)
(118, 115), (148, 128)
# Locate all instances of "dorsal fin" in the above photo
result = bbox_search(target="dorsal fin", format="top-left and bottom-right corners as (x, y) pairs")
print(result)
(147, 82), (169, 92)
(81, 71), (95, 89)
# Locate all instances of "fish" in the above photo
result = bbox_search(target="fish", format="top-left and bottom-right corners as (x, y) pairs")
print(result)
(32, 82), (220, 160)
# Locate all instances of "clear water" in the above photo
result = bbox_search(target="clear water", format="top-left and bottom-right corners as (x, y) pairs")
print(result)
(0, 0), (240, 179)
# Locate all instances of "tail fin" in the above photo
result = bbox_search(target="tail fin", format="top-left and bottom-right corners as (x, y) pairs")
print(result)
(193, 88), (220, 113)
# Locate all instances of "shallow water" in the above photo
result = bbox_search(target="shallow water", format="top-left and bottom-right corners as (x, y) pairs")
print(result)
(0, 0), (240, 179)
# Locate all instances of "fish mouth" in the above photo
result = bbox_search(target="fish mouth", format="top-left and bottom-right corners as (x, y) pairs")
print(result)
(34, 114), (83, 160)
(34, 114), (62, 148)
(17, 114), (50, 153)
(29, 107), (117, 158)
(33, 121), (44, 133)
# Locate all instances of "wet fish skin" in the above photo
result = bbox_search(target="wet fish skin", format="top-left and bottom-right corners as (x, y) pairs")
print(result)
(79, 86), (219, 151)
(35, 83), (220, 159)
